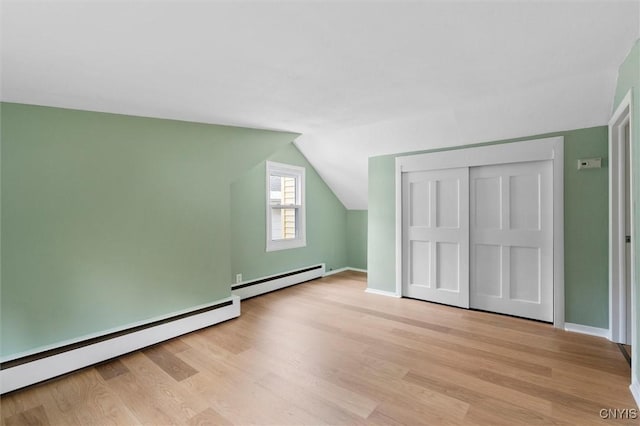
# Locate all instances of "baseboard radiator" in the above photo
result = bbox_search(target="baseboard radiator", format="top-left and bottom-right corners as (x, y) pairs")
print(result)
(0, 296), (240, 394)
(232, 264), (325, 300)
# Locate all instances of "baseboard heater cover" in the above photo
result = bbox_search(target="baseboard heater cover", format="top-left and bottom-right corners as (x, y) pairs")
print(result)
(232, 264), (325, 300)
(0, 295), (240, 394)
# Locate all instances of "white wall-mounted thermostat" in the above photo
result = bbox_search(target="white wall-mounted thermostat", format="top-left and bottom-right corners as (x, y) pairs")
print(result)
(577, 158), (602, 170)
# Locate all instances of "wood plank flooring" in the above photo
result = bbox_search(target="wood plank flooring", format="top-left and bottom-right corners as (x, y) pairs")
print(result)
(1, 271), (636, 425)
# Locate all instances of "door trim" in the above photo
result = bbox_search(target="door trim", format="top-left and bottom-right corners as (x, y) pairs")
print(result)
(395, 137), (565, 328)
(609, 89), (635, 346)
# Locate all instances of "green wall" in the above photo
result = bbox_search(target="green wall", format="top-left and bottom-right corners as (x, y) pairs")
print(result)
(368, 155), (396, 289)
(368, 126), (610, 328)
(612, 39), (639, 387)
(230, 143), (348, 281)
(0, 103), (297, 358)
(563, 128), (610, 326)
(346, 210), (368, 270)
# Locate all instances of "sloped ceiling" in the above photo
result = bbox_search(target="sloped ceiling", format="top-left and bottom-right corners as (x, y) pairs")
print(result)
(2, 1), (639, 209)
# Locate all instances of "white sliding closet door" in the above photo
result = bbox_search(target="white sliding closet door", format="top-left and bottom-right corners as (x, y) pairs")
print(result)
(402, 168), (469, 308)
(469, 160), (553, 322)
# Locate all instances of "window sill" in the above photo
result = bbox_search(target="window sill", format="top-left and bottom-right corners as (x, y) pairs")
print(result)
(266, 238), (307, 252)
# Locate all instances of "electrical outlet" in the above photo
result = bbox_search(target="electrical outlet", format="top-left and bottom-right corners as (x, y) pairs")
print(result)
(235, 273), (242, 284)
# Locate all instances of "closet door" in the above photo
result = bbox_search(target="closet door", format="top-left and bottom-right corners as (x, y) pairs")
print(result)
(402, 168), (469, 308)
(469, 160), (553, 322)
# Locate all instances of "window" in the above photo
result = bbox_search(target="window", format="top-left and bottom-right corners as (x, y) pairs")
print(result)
(266, 161), (306, 251)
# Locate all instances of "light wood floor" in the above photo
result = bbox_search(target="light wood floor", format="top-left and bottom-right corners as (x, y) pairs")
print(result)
(1, 271), (637, 425)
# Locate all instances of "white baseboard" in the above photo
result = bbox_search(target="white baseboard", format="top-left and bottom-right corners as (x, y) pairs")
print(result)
(324, 267), (368, 276)
(365, 287), (401, 298)
(232, 264), (325, 300)
(0, 296), (240, 394)
(631, 381), (640, 409)
(324, 267), (349, 276)
(564, 322), (611, 339)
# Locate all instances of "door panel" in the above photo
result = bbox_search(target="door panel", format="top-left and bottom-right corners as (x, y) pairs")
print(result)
(409, 180), (430, 227)
(410, 241), (430, 286)
(470, 161), (553, 322)
(436, 242), (459, 291)
(403, 168), (469, 308)
(509, 174), (540, 230)
(474, 176), (502, 229)
(436, 179), (460, 228)
(510, 246), (540, 302)
(474, 244), (501, 297)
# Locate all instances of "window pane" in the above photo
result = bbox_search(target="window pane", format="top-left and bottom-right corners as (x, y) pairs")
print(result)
(271, 207), (283, 240)
(282, 176), (297, 205)
(271, 208), (297, 240)
(270, 174), (297, 206)
(270, 175), (282, 206)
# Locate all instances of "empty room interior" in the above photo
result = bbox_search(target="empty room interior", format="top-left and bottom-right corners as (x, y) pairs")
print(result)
(2, 1), (640, 424)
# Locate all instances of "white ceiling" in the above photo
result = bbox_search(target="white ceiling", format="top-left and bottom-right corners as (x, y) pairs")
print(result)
(2, 1), (639, 209)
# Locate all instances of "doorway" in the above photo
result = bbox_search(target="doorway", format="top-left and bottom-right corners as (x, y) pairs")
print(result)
(609, 89), (635, 348)
(396, 137), (565, 327)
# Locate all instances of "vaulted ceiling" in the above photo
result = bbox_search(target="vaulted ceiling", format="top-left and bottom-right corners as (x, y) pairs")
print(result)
(2, 1), (639, 209)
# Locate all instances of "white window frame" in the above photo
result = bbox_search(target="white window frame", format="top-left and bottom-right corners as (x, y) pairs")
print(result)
(266, 161), (306, 252)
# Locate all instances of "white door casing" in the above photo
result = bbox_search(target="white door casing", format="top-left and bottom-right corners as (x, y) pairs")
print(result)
(609, 89), (635, 346)
(402, 168), (469, 308)
(470, 161), (554, 322)
(625, 121), (632, 344)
